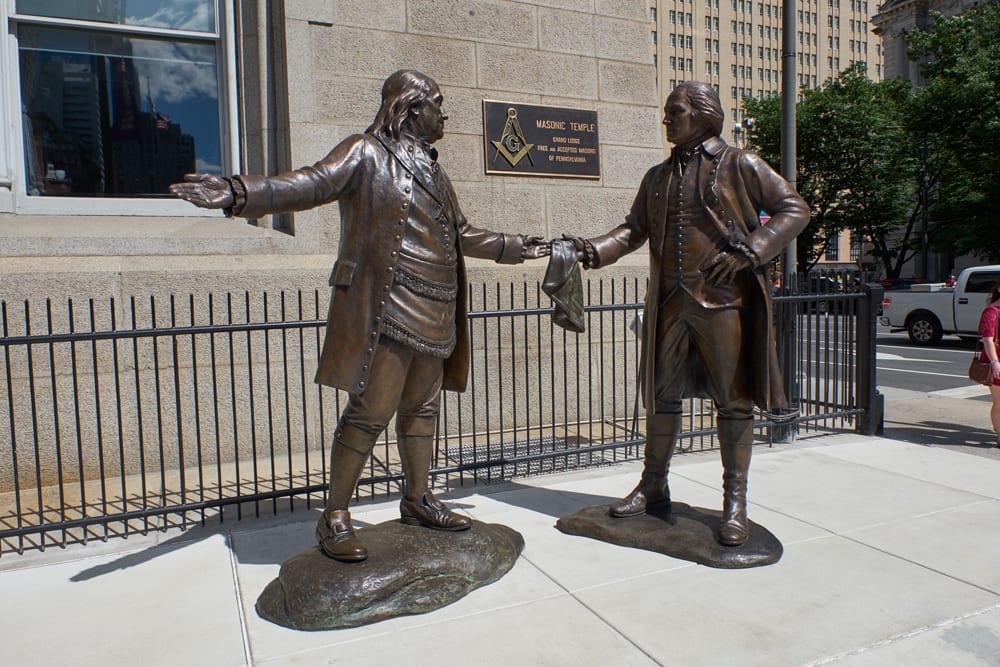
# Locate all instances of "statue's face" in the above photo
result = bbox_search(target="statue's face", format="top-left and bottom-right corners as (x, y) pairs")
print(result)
(407, 82), (448, 143)
(662, 90), (707, 147)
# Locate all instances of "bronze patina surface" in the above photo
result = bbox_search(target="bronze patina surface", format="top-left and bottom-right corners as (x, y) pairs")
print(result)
(171, 70), (548, 568)
(560, 80), (808, 555)
(257, 520), (524, 630)
(557, 503), (782, 569)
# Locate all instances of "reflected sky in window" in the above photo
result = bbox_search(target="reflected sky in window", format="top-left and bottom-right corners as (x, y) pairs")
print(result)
(17, 0), (217, 34)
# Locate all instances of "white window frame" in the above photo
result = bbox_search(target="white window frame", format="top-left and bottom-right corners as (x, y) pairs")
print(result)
(1, 0), (240, 216)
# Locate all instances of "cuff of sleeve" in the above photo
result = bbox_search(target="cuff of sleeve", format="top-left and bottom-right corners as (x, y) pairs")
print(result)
(498, 234), (525, 264)
(731, 241), (761, 269)
(223, 177), (248, 218)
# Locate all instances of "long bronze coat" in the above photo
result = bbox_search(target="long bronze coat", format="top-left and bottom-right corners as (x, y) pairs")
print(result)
(588, 136), (809, 415)
(231, 132), (525, 395)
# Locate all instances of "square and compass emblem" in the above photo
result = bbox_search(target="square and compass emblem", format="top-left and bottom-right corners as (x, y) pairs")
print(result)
(482, 100), (600, 179)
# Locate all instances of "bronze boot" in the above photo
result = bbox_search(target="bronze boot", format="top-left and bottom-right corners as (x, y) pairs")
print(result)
(316, 508), (367, 562)
(717, 417), (754, 546)
(316, 425), (376, 561)
(397, 426), (472, 531)
(610, 412), (681, 518)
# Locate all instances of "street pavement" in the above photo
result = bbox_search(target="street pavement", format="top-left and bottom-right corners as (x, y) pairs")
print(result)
(2, 391), (1000, 666)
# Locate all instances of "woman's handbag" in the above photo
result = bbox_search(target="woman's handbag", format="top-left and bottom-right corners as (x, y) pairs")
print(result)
(969, 347), (993, 385)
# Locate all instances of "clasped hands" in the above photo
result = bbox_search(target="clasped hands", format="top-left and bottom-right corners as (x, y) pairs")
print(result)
(555, 235), (751, 285)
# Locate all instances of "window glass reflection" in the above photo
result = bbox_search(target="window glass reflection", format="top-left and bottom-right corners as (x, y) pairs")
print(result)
(16, 0), (217, 34)
(19, 25), (222, 198)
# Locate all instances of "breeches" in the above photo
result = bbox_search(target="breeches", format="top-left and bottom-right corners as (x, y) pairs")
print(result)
(340, 337), (443, 439)
(653, 291), (753, 419)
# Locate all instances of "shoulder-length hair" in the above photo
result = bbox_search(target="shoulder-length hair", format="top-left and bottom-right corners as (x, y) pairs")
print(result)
(989, 280), (1000, 303)
(365, 70), (435, 141)
(672, 81), (725, 137)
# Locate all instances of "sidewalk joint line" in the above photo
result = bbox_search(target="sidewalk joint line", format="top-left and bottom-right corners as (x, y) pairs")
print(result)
(227, 531), (254, 666)
(805, 602), (1000, 665)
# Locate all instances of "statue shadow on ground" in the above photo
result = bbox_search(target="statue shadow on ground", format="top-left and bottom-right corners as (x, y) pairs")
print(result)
(69, 504), (372, 582)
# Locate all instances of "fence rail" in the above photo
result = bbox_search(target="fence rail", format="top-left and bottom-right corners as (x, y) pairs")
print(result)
(0, 277), (880, 556)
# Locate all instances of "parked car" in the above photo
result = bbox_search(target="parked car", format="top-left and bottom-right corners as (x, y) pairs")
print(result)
(878, 265), (1000, 344)
(807, 275), (844, 314)
(878, 277), (923, 291)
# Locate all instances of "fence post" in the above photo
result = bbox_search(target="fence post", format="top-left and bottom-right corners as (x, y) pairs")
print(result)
(856, 283), (884, 435)
(771, 275), (799, 444)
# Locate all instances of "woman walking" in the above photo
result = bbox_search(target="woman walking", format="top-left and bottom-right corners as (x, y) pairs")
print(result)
(977, 281), (1000, 447)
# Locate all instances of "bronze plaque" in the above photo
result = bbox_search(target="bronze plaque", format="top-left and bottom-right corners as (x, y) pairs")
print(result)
(483, 101), (600, 179)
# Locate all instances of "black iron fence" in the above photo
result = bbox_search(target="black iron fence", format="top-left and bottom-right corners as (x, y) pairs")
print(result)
(0, 277), (881, 556)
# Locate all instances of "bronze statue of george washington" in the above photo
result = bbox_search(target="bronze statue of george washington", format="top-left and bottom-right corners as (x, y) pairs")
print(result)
(565, 81), (808, 547)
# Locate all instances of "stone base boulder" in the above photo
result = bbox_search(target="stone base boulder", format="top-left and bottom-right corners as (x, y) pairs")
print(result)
(556, 502), (781, 569)
(256, 519), (524, 630)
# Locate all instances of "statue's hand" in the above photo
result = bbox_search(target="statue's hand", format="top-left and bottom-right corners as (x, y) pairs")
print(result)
(701, 250), (751, 286)
(561, 234), (598, 268)
(522, 235), (552, 260)
(168, 173), (234, 209)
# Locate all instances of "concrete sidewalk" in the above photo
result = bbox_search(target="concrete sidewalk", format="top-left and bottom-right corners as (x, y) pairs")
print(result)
(2, 431), (1000, 666)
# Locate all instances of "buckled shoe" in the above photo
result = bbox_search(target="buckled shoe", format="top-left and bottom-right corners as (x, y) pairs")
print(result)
(315, 509), (368, 562)
(399, 490), (472, 531)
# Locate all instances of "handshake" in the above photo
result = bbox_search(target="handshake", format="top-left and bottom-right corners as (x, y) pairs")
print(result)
(523, 234), (752, 285)
(520, 235), (599, 269)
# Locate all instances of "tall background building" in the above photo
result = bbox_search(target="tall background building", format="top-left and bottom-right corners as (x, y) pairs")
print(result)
(651, 0), (881, 148)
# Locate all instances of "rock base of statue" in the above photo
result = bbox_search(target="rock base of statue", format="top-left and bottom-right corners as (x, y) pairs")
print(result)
(556, 502), (781, 569)
(256, 519), (524, 630)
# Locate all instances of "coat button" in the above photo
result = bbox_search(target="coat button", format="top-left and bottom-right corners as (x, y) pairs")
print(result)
(359, 381), (366, 389)
(362, 365), (369, 372)
(366, 347), (373, 356)
(370, 331), (377, 339)
(405, 186), (411, 194)
(405, 173), (412, 179)
(391, 251), (397, 257)
(386, 266), (393, 273)
(398, 219), (405, 225)
(401, 203), (408, 210)
(379, 301), (385, 307)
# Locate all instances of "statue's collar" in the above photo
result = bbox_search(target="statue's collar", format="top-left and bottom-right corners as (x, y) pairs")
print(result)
(702, 135), (727, 157)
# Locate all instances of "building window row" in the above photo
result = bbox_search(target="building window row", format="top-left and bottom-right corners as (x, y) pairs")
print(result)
(669, 11), (694, 26)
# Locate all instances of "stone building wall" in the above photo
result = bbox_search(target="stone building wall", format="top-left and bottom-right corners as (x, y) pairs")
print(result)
(0, 0), (662, 493)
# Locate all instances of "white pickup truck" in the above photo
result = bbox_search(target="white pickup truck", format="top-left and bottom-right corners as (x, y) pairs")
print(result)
(879, 265), (1000, 345)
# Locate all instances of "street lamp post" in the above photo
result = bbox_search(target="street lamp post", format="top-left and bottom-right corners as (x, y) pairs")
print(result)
(774, 0), (798, 443)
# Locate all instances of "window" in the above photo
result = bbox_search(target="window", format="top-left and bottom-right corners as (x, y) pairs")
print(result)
(825, 238), (839, 261)
(965, 273), (1000, 294)
(850, 236), (862, 262)
(6, 1), (235, 212)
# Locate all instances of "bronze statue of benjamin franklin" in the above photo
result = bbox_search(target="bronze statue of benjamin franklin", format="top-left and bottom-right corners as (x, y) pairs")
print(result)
(171, 70), (549, 562)
(566, 81), (808, 546)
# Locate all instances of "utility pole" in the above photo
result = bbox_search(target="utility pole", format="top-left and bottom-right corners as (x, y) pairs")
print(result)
(775, 0), (798, 443)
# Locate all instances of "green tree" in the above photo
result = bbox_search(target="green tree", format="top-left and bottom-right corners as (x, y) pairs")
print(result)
(744, 64), (918, 276)
(907, 2), (1000, 261)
